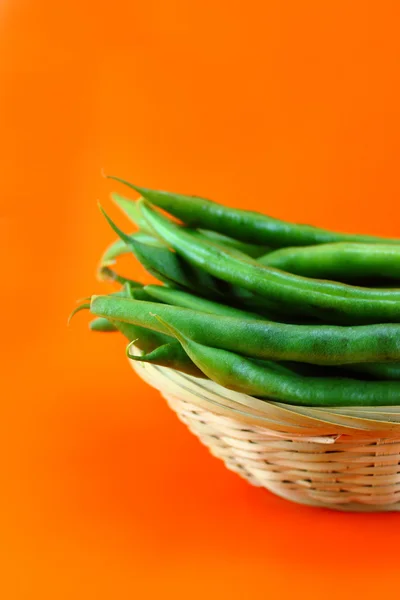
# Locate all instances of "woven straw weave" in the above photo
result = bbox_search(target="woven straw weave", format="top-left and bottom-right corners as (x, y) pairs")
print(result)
(129, 351), (400, 511)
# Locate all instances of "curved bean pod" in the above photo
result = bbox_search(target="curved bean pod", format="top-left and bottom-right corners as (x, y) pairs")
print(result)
(99, 206), (319, 322)
(127, 341), (205, 378)
(100, 231), (165, 269)
(130, 287), (163, 302)
(157, 317), (400, 407)
(108, 176), (400, 247)
(111, 318), (171, 350)
(139, 200), (400, 324)
(89, 296), (400, 365)
(112, 190), (271, 259)
(89, 317), (117, 332)
(259, 242), (400, 281)
(143, 285), (262, 319)
(109, 286), (172, 350)
(197, 229), (270, 258)
(111, 192), (153, 234)
(97, 266), (143, 287)
(99, 204), (223, 293)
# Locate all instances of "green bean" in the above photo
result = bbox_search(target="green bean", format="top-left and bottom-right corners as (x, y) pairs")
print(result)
(224, 285), (317, 322)
(139, 200), (400, 324)
(111, 318), (171, 350)
(156, 317), (400, 407)
(259, 242), (400, 281)
(112, 188), (271, 257)
(89, 296), (400, 365)
(111, 192), (153, 234)
(132, 242), (300, 321)
(97, 266), (143, 288)
(85, 303), (400, 381)
(197, 229), (270, 258)
(126, 340), (205, 378)
(99, 205), (309, 321)
(99, 203), (229, 295)
(68, 302), (92, 324)
(72, 297), (172, 352)
(89, 317), (118, 332)
(189, 230), (253, 260)
(100, 237), (132, 267)
(130, 287), (163, 303)
(126, 322), (387, 381)
(100, 231), (165, 269)
(108, 176), (400, 247)
(109, 285), (172, 350)
(128, 238), (288, 318)
(143, 284), (262, 319)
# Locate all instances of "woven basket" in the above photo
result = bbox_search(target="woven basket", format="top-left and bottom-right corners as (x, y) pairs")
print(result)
(129, 351), (400, 512)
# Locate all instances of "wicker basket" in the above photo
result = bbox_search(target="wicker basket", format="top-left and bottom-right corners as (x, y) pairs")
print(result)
(129, 351), (400, 512)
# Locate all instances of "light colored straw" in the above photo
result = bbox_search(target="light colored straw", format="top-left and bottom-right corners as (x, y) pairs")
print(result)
(129, 350), (400, 512)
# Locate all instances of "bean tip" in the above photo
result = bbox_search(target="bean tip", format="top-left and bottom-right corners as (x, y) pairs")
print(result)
(68, 303), (91, 326)
(126, 338), (139, 359)
(103, 175), (144, 199)
(122, 282), (134, 299)
(98, 266), (115, 280)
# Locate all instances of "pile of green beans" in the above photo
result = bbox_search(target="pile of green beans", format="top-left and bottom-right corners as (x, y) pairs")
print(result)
(72, 177), (400, 407)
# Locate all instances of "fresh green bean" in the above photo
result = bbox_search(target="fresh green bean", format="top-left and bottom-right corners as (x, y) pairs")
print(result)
(70, 295), (172, 351)
(84, 304), (400, 381)
(156, 317), (400, 407)
(197, 229), (270, 258)
(68, 302), (92, 324)
(89, 317), (118, 332)
(139, 200), (400, 324)
(108, 176), (400, 247)
(112, 189), (271, 257)
(189, 230), (253, 260)
(143, 284), (262, 319)
(100, 237), (132, 267)
(89, 296), (400, 365)
(259, 242), (400, 281)
(224, 284), (316, 322)
(111, 192), (153, 234)
(97, 266), (143, 288)
(99, 203), (230, 295)
(109, 285), (172, 350)
(130, 287), (163, 303)
(100, 231), (165, 269)
(111, 318), (171, 350)
(126, 340), (205, 378)
(128, 238), (289, 318)
(99, 205), (310, 321)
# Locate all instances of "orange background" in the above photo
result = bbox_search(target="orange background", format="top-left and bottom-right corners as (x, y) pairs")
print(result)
(2, 1), (400, 598)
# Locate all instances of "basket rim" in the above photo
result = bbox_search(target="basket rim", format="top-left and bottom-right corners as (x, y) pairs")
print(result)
(128, 349), (400, 438)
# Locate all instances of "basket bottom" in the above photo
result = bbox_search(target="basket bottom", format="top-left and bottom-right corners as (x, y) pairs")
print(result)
(258, 485), (400, 512)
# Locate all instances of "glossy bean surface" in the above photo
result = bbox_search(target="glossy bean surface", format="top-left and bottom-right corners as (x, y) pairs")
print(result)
(158, 319), (400, 407)
(139, 200), (400, 324)
(259, 242), (400, 281)
(109, 176), (400, 247)
(90, 296), (400, 365)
